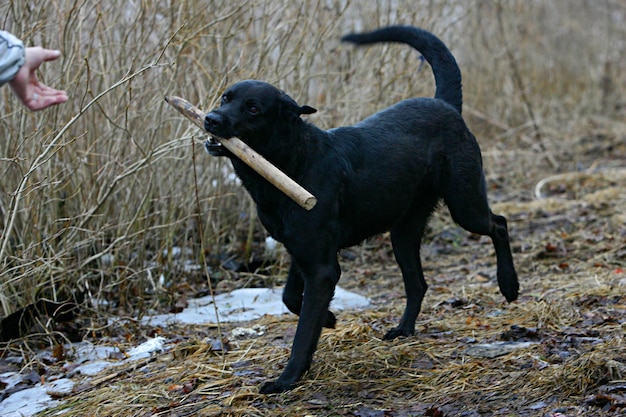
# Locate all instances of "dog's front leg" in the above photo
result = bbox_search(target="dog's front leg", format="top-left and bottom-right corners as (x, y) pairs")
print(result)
(282, 262), (305, 316)
(283, 259), (337, 329)
(260, 262), (339, 394)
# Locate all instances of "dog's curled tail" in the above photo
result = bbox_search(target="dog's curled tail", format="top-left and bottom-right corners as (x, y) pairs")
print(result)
(341, 25), (463, 114)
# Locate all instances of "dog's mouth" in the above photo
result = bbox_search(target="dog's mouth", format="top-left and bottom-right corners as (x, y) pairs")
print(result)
(204, 136), (223, 153)
(207, 136), (222, 147)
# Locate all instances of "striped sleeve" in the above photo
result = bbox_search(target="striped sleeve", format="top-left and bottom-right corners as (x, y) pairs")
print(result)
(0, 31), (25, 86)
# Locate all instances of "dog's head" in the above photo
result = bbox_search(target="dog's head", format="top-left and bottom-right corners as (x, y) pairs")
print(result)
(204, 80), (316, 156)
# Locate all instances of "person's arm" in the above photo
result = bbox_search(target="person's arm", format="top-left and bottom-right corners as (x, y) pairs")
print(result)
(0, 30), (25, 86)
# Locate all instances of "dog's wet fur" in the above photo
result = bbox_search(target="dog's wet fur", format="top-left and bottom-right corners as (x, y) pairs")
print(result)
(204, 26), (519, 394)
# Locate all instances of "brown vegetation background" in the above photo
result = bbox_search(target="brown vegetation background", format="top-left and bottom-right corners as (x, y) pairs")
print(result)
(1, 0), (622, 316)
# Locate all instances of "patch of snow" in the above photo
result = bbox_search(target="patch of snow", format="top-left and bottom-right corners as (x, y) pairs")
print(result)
(64, 343), (121, 376)
(231, 324), (267, 339)
(69, 342), (119, 363)
(142, 286), (370, 326)
(464, 341), (539, 358)
(264, 236), (278, 255)
(69, 360), (115, 376)
(127, 336), (166, 359)
(0, 378), (73, 417)
(0, 372), (22, 391)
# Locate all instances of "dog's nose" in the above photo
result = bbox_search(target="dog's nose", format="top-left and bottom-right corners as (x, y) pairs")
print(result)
(204, 112), (222, 132)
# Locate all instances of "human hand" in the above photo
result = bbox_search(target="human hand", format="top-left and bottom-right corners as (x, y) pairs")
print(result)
(8, 46), (68, 111)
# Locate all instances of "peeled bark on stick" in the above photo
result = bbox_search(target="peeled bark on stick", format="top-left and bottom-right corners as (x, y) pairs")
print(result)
(165, 95), (317, 210)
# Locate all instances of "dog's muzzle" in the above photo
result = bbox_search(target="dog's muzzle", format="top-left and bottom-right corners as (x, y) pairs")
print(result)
(204, 136), (226, 156)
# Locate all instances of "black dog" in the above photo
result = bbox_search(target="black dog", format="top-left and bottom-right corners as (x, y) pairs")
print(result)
(204, 26), (519, 394)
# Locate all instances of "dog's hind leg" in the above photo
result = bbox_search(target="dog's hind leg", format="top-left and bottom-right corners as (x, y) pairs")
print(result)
(487, 212), (519, 302)
(283, 260), (337, 328)
(384, 201), (437, 340)
(444, 166), (519, 303)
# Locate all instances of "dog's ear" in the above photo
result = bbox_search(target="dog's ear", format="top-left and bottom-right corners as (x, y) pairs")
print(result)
(279, 93), (317, 119)
(298, 105), (317, 115)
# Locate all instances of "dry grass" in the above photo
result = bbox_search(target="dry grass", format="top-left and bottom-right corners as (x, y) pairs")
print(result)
(0, 0), (625, 415)
(39, 258), (626, 416)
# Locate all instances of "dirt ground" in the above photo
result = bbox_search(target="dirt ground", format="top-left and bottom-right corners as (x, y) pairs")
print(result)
(14, 122), (620, 416)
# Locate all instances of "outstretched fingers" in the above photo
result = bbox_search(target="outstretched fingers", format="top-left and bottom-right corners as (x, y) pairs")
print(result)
(9, 47), (68, 111)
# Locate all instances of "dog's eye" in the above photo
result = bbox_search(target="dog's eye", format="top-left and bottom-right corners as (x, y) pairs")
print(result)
(221, 94), (228, 104)
(248, 105), (259, 115)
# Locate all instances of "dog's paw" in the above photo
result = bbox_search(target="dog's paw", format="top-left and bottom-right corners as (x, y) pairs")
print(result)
(501, 285), (519, 303)
(498, 271), (519, 303)
(383, 326), (414, 341)
(324, 311), (336, 328)
(259, 379), (295, 394)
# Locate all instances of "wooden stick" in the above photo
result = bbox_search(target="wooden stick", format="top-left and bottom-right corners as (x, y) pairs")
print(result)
(165, 95), (317, 210)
